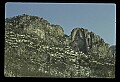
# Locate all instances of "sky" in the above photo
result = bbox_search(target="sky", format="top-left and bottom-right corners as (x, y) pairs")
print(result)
(5, 2), (116, 45)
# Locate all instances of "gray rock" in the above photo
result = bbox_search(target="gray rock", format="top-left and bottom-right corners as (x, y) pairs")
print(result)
(70, 28), (88, 53)
(70, 27), (113, 58)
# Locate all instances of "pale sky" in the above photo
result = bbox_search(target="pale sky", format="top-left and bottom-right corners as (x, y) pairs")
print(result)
(5, 2), (116, 45)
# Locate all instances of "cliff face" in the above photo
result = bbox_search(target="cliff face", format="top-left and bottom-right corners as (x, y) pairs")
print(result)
(70, 28), (114, 58)
(5, 14), (115, 78)
(110, 45), (116, 55)
(5, 14), (64, 40)
(70, 28), (88, 53)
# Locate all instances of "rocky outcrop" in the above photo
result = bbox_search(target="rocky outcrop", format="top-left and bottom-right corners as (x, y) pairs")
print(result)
(70, 28), (87, 53)
(70, 28), (113, 58)
(47, 24), (64, 37)
(110, 45), (116, 56)
(5, 14), (115, 78)
(5, 14), (64, 41)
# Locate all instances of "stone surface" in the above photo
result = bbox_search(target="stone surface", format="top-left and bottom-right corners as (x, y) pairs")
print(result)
(70, 27), (113, 58)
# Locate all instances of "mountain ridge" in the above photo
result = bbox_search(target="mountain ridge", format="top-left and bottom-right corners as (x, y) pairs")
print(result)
(5, 14), (115, 78)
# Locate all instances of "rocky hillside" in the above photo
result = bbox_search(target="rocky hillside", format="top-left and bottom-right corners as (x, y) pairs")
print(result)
(110, 45), (116, 55)
(4, 14), (115, 78)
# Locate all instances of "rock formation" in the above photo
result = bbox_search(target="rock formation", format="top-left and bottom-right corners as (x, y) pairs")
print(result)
(5, 14), (115, 78)
(70, 27), (114, 59)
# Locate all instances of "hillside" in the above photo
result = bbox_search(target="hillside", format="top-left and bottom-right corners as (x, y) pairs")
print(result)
(4, 14), (115, 78)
